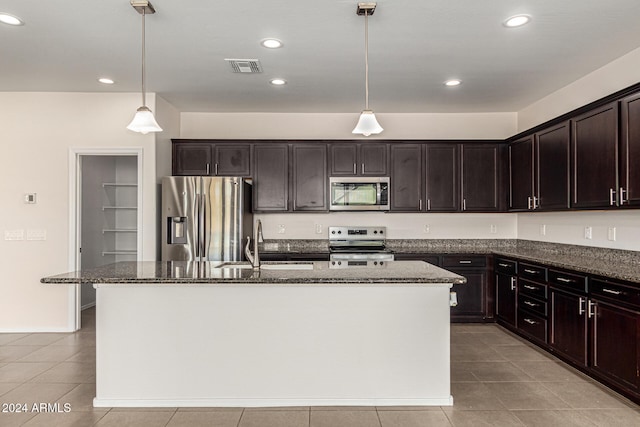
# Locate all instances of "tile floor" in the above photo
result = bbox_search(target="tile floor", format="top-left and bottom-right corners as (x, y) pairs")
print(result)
(1, 308), (640, 426)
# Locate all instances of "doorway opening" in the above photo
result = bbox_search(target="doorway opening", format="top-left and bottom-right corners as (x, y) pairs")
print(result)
(69, 149), (143, 330)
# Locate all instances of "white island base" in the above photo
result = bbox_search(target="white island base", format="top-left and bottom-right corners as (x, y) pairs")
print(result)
(93, 283), (453, 408)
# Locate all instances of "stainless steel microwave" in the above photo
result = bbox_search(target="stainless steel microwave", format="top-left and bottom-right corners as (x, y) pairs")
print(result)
(329, 177), (390, 211)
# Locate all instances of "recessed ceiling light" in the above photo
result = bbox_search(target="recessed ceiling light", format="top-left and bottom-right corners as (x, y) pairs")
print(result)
(261, 39), (283, 49)
(0, 13), (24, 26)
(270, 78), (287, 86)
(98, 78), (115, 85)
(503, 14), (531, 28)
(444, 79), (462, 87)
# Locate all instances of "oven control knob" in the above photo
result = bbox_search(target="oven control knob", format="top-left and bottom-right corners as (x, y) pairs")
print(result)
(373, 230), (378, 234)
(374, 261), (378, 265)
(379, 229), (384, 234)
(380, 261), (384, 265)
(338, 230), (342, 234)
(331, 230), (335, 234)
(338, 261), (342, 265)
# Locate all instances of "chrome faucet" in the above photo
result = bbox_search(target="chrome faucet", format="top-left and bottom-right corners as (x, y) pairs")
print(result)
(245, 219), (264, 269)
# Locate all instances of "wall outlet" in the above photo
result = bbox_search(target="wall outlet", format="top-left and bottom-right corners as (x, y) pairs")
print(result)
(490, 224), (497, 234)
(315, 223), (322, 234)
(608, 227), (617, 241)
(278, 224), (286, 234)
(424, 224), (430, 233)
(540, 224), (546, 236)
(584, 226), (593, 240)
(24, 193), (37, 204)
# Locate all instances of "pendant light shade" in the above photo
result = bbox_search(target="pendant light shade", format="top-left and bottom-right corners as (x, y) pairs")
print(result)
(127, 106), (162, 134)
(352, 110), (384, 137)
(352, 3), (383, 136)
(127, 0), (162, 134)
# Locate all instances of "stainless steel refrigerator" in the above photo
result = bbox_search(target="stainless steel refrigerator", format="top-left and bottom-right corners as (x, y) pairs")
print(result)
(161, 176), (253, 262)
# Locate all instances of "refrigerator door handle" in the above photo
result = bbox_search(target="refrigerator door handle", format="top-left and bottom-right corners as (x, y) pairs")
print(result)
(194, 194), (200, 258)
(201, 193), (208, 260)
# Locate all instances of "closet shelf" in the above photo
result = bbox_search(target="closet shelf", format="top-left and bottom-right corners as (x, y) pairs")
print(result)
(102, 229), (138, 233)
(102, 206), (137, 210)
(102, 250), (137, 256)
(102, 183), (138, 187)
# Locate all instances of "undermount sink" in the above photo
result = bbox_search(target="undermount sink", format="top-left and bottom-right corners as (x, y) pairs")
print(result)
(214, 261), (314, 271)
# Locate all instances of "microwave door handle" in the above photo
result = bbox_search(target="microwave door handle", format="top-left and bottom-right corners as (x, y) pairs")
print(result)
(376, 183), (382, 205)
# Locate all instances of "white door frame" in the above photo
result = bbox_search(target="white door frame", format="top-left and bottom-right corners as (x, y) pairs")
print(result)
(68, 147), (144, 331)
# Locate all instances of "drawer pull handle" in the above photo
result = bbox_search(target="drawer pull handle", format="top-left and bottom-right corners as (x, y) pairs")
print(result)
(602, 288), (623, 295)
(557, 277), (574, 283)
(459, 260), (472, 264)
(524, 300), (539, 307)
(510, 277), (516, 291)
(498, 263), (510, 268)
(588, 300), (596, 318)
(524, 318), (537, 325)
(523, 284), (538, 290)
(524, 269), (539, 274)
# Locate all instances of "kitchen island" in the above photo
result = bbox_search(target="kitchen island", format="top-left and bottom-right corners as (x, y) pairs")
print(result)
(42, 261), (465, 408)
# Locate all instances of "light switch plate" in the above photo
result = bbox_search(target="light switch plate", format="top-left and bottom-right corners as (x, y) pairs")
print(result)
(540, 224), (546, 236)
(4, 229), (24, 240)
(315, 224), (322, 234)
(490, 225), (497, 234)
(27, 229), (47, 240)
(608, 227), (616, 241)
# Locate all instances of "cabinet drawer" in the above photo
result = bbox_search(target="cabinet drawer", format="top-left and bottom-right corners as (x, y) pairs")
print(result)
(518, 294), (548, 317)
(495, 258), (517, 275)
(519, 262), (548, 282)
(549, 269), (587, 293)
(518, 309), (547, 343)
(442, 255), (486, 268)
(518, 279), (548, 300)
(590, 278), (640, 310)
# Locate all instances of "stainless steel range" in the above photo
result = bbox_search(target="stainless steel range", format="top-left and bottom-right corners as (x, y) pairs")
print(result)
(328, 226), (394, 268)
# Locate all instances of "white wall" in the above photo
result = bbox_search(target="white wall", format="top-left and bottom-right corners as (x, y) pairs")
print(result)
(0, 92), (173, 332)
(181, 112), (517, 140)
(517, 211), (640, 251)
(256, 212), (516, 240)
(518, 46), (640, 132)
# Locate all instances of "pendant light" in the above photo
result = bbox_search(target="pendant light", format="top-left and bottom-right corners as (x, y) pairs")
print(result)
(127, 0), (162, 134)
(352, 2), (383, 137)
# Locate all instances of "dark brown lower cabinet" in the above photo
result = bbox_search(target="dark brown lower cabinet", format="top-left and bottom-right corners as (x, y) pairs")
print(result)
(549, 288), (588, 367)
(495, 272), (517, 328)
(591, 298), (640, 394)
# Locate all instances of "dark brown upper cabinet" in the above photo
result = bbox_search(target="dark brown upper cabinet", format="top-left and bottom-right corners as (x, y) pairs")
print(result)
(509, 136), (535, 211)
(172, 141), (251, 176)
(425, 144), (459, 212)
(620, 92), (640, 206)
(291, 144), (328, 211)
(509, 122), (570, 211)
(390, 144), (423, 211)
(172, 142), (213, 176)
(253, 144), (289, 212)
(329, 143), (388, 176)
(571, 102), (619, 208)
(461, 144), (504, 212)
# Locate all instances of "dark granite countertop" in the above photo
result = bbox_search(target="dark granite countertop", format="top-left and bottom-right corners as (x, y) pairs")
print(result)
(260, 239), (640, 285)
(41, 260), (466, 285)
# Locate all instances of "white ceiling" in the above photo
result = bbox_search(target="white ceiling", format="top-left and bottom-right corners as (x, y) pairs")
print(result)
(2, 0), (640, 113)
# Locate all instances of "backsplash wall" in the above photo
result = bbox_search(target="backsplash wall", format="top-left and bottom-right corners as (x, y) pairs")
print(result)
(254, 212), (517, 240)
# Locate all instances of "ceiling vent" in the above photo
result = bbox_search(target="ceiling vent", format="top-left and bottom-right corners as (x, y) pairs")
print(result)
(225, 59), (263, 73)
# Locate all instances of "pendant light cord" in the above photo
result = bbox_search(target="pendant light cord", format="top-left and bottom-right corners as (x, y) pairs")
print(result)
(141, 8), (146, 107)
(364, 9), (369, 110)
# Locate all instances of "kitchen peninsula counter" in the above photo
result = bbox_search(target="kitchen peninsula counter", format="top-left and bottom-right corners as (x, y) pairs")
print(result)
(42, 260), (462, 408)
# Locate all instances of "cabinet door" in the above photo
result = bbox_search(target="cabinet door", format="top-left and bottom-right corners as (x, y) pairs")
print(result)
(173, 143), (213, 176)
(449, 269), (486, 322)
(253, 144), (289, 211)
(620, 92), (640, 206)
(537, 122), (570, 210)
(360, 143), (388, 175)
(329, 144), (358, 176)
(214, 144), (251, 176)
(390, 144), (423, 211)
(549, 289), (588, 367)
(461, 144), (502, 212)
(571, 102), (619, 208)
(292, 144), (327, 211)
(496, 273), (517, 328)
(425, 144), (459, 212)
(509, 136), (534, 211)
(591, 300), (640, 392)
